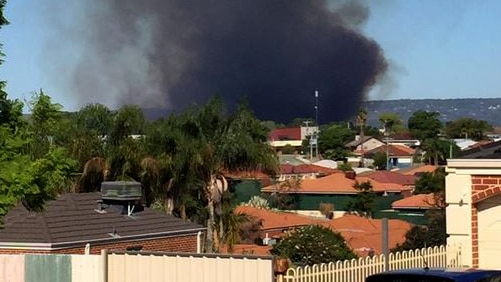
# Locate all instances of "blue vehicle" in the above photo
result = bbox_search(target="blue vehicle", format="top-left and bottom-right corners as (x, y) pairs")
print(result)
(365, 268), (501, 282)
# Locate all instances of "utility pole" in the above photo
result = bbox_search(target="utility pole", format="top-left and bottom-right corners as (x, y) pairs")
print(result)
(303, 120), (313, 160)
(314, 90), (319, 158)
(384, 121), (390, 171)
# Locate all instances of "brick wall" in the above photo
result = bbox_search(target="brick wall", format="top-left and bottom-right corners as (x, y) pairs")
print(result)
(470, 175), (501, 268)
(0, 234), (199, 255)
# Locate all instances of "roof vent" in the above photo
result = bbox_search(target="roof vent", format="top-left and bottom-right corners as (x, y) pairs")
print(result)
(101, 181), (142, 201)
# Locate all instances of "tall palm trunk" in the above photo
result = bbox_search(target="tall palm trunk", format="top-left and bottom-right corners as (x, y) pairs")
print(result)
(205, 174), (216, 253)
(206, 197), (216, 252)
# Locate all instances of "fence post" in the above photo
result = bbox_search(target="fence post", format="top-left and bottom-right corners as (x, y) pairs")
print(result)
(382, 218), (389, 271)
(101, 249), (108, 282)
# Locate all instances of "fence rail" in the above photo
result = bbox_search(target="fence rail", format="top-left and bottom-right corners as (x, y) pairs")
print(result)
(280, 245), (462, 282)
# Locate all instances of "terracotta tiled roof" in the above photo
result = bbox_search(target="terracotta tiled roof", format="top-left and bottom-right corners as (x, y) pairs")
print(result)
(358, 171), (416, 186)
(279, 164), (338, 175)
(392, 193), (436, 209)
(231, 208), (412, 257)
(224, 170), (272, 179)
(262, 172), (411, 194)
(219, 244), (272, 256)
(269, 128), (301, 141)
(400, 165), (440, 176)
(362, 144), (415, 157)
(322, 214), (412, 256)
(234, 206), (324, 232)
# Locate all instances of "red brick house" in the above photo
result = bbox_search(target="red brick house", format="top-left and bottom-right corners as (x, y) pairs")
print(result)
(0, 182), (205, 255)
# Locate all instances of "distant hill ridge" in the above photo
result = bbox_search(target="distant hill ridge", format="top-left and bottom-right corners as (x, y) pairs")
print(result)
(363, 98), (501, 127)
(22, 98), (501, 126)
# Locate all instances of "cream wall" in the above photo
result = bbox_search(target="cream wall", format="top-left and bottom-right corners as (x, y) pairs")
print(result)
(446, 159), (501, 268)
(356, 139), (384, 152)
(445, 172), (472, 266)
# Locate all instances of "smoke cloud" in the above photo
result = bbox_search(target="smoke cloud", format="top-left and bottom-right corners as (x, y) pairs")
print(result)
(44, 0), (387, 123)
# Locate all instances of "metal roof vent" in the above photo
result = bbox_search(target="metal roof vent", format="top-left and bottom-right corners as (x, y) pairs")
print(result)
(101, 181), (142, 201)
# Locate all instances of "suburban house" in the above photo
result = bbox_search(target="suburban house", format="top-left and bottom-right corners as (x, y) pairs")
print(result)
(363, 144), (416, 169)
(261, 171), (412, 218)
(378, 193), (438, 225)
(268, 126), (318, 153)
(399, 164), (440, 176)
(321, 214), (412, 257)
(456, 139), (501, 159)
(346, 136), (385, 153)
(446, 158), (501, 270)
(357, 170), (417, 190)
(278, 163), (337, 181)
(234, 206), (324, 241)
(232, 206), (412, 257)
(225, 170), (274, 204)
(0, 181), (206, 255)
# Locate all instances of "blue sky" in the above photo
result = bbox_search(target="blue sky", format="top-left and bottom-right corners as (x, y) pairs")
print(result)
(1, 1), (501, 111)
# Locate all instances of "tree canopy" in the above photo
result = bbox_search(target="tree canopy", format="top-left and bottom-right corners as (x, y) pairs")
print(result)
(408, 110), (442, 141)
(345, 181), (376, 218)
(271, 225), (357, 266)
(444, 117), (493, 140)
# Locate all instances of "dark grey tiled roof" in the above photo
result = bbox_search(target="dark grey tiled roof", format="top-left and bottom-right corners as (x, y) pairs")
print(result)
(456, 140), (501, 159)
(0, 192), (205, 245)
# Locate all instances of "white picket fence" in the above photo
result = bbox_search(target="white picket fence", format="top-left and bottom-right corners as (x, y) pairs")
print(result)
(279, 245), (463, 282)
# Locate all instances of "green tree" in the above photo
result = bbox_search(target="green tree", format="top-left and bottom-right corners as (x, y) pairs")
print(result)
(356, 108), (368, 167)
(345, 181), (376, 218)
(106, 105), (146, 180)
(372, 151), (388, 170)
(393, 167), (447, 251)
(271, 225), (357, 266)
(379, 112), (405, 135)
(445, 117), (493, 140)
(408, 110), (442, 141)
(318, 122), (355, 160)
(391, 209), (446, 252)
(27, 90), (63, 159)
(414, 167), (446, 195)
(149, 97), (277, 252)
(421, 138), (459, 165)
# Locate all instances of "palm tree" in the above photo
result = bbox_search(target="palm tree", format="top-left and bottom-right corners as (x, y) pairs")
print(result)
(185, 97), (278, 252)
(356, 108), (367, 168)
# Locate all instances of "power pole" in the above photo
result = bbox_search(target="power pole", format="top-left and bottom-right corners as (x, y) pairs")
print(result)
(303, 120), (313, 160)
(314, 90), (319, 159)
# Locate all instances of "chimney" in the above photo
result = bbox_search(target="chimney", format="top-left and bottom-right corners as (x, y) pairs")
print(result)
(345, 171), (356, 180)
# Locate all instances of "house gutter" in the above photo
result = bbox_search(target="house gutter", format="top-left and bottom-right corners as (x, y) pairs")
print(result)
(0, 227), (207, 250)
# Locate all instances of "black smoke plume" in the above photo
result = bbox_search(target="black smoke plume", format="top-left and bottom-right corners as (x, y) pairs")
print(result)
(46, 0), (387, 123)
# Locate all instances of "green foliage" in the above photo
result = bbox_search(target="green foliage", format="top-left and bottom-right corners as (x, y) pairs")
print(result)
(271, 225), (357, 266)
(345, 181), (376, 218)
(288, 117), (314, 127)
(379, 112), (405, 135)
(281, 144), (295, 154)
(391, 209), (446, 252)
(28, 90), (63, 158)
(414, 167), (446, 195)
(408, 110), (442, 141)
(421, 138), (459, 165)
(0, 92), (24, 131)
(444, 118), (493, 140)
(76, 103), (113, 137)
(337, 162), (353, 172)
(318, 123), (354, 160)
(372, 151), (388, 170)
